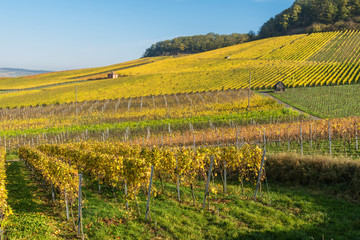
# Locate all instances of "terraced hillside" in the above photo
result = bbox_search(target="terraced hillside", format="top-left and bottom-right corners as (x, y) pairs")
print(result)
(1, 30), (360, 107)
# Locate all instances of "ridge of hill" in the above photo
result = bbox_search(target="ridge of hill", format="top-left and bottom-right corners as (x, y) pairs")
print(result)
(0, 68), (50, 77)
(0, 30), (359, 108)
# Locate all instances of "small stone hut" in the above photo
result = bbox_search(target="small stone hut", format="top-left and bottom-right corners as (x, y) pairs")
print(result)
(108, 71), (118, 79)
(274, 81), (286, 92)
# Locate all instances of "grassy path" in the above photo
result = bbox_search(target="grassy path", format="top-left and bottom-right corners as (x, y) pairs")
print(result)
(4, 160), (75, 239)
(258, 91), (322, 120)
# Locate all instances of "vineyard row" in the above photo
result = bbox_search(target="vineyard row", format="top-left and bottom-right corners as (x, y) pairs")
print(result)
(0, 147), (11, 235)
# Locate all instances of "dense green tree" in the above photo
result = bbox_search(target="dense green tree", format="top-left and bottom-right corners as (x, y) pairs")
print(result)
(338, 0), (350, 20)
(318, 0), (338, 23)
(349, 0), (360, 15)
(259, 0), (360, 38)
(291, 4), (302, 22)
(143, 33), (250, 57)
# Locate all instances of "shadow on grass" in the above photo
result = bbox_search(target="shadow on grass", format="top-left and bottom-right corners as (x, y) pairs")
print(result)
(5, 160), (76, 240)
(80, 179), (360, 240)
(6, 162), (360, 239)
(6, 160), (46, 213)
(206, 183), (360, 240)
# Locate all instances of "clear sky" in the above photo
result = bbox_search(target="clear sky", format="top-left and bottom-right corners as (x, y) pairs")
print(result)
(0, 0), (294, 71)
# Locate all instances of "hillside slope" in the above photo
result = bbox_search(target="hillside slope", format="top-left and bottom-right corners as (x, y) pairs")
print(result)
(0, 30), (359, 107)
(0, 58), (161, 90)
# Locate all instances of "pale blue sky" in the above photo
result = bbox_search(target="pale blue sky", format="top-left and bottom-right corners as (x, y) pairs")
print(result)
(0, 0), (293, 71)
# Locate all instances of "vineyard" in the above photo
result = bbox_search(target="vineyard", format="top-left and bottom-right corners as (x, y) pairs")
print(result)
(3, 142), (356, 239)
(0, 89), (308, 148)
(271, 84), (360, 118)
(0, 88), (357, 158)
(0, 31), (359, 108)
(1, 88), (359, 239)
(0, 29), (360, 239)
(0, 147), (10, 238)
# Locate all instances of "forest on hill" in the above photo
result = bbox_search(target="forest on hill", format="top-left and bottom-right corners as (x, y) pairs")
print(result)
(259, 0), (360, 37)
(142, 33), (252, 57)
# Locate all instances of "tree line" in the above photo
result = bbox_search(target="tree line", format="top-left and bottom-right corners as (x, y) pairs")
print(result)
(143, 33), (252, 58)
(259, 0), (360, 38)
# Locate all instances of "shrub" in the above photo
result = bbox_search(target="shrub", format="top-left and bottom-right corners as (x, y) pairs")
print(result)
(266, 153), (360, 200)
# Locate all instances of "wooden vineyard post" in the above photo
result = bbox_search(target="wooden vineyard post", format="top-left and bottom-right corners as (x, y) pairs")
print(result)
(65, 189), (69, 221)
(300, 125), (303, 157)
(140, 96), (143, 112)
(235, 126), (239, 149)
(124, 180), (129, 211)
(215, 128), (219, 146)
(168, 123), (171, 136)
(328, 122), (332, 155)
(223, 160), (227, 194)
(343, 130), (347, 157)
(164, 95), (168, 109)
(203, 156), (214, 209)
(78, 174), (84, 240)
(190, 183), (196, 206)
(175, 152), (181, 202)
(263, 128), (266, 151)
(98, 181), (101, 195)
(174, 93), (180, 107)
(254, 150), (266, 200)
(287, 131), (290, 152)
(51, 181), (55, 204)
(177, 174), (181, 202)
(310, 123), (313, 151)
(145, 165), (155, 221)
(356, 122), (359, 151)
(221, 132), (224, 146)
(98, 175), (101, 195)
(278, 127), (281, 148)
(127, 97), (132, 112)
(147, 127), (151, 142)
(152, 95), (156, 110)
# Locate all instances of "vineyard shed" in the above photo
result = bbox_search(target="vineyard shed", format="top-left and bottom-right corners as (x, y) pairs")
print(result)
(108, 71), (118, 79)
(274, 81), (285, 92)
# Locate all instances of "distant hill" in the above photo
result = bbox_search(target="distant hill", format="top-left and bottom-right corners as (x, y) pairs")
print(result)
(259, 0), (360, 38)
(0, 68), (50, 77)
